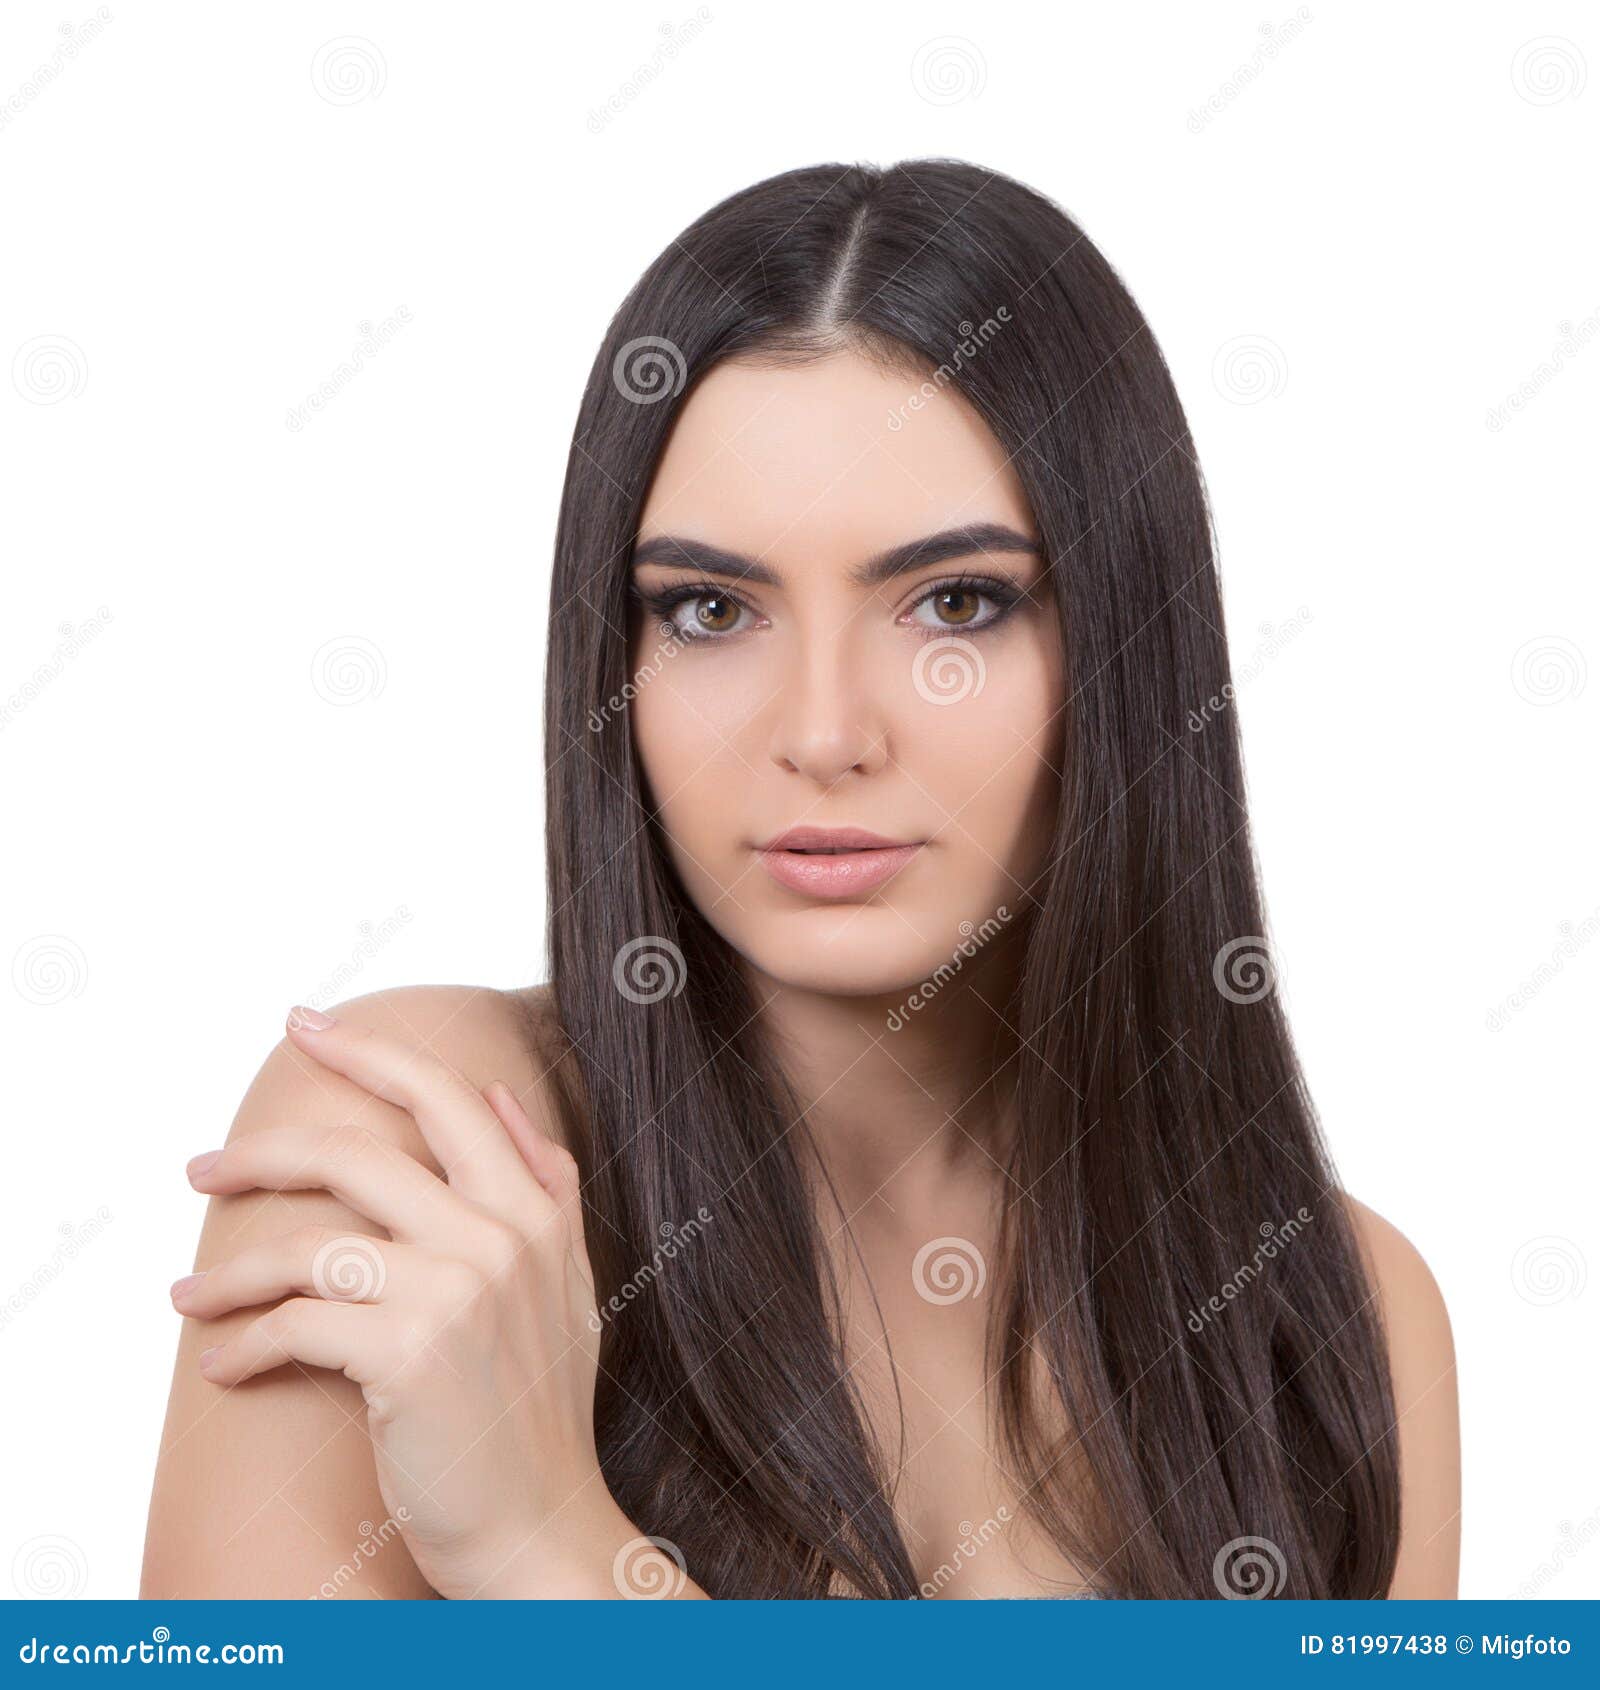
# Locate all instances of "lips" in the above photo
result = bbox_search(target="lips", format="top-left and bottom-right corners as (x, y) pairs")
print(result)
(755, 826), (925, 900)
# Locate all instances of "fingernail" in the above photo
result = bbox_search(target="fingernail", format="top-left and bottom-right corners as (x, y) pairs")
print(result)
(170, 1273), (205, 1299)
(198, 1346), (221, 1370)
(288, 1004), (336, 1032)
(186, 1150), (222, 1178)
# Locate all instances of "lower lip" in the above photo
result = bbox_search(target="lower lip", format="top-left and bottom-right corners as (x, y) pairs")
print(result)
(757, 844), (923, 899)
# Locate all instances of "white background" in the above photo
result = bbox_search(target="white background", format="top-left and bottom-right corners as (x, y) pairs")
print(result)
(1, 0), (1595, 1601)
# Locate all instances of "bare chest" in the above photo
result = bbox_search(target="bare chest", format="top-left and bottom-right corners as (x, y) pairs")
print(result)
(836, 1265), (1093, 1599)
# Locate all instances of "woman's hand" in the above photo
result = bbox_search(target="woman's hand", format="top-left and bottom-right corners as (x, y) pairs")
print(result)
(170, 1003), (627, 1598)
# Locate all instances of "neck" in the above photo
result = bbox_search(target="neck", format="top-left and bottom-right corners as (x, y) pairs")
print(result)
(739, 933), (1025, 1228)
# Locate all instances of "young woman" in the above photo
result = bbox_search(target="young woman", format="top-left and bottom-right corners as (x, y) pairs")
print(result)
(142, 159), (1459, 1601)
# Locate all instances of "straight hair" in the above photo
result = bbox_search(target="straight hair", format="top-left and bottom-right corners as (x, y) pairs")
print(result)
(540, 158), (1400, 1599)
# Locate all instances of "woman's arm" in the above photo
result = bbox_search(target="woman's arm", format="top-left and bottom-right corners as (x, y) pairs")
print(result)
(139, 984), (567, 1599)
(1344, 1195), (1462, 1599)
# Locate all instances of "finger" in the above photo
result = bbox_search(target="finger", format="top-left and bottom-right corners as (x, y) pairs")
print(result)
(197, 1297), (389, 1386)
(482, 1081), (586, 1258)
(171, 1226), (430, 1317)
(186, 1123), (486, 1254)
(284, 1005), (551, 1227)
(483, 1082), (594, 1302)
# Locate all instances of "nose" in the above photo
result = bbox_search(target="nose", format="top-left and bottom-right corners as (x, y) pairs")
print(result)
(765, 613), (889, 785)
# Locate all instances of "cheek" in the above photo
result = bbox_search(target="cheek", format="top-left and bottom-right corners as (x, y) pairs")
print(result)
(628, 656), (754, 841)
(909, 636), (1065, 837)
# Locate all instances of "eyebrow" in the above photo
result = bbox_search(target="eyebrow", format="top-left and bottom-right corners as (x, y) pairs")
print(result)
(629, 521), (1041, 589)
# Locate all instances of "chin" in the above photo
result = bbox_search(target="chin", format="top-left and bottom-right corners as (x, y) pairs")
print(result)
(745, 950), (938, 1003)
(729, 908), (988, 1003)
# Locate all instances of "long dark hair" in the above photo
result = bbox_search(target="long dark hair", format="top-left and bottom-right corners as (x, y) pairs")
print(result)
(540, 158), (1399, 1599)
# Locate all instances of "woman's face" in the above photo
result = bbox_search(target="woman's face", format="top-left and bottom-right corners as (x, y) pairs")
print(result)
(627, 346), (1066, 998)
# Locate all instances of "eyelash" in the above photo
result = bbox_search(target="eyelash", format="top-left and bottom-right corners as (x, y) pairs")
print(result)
(629, 573), (1025, 645)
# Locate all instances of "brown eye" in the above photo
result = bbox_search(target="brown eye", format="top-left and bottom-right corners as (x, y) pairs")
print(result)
(695, 593), (741, 634)
(905, 577), (1020, 637)
(931, 588), (980, 627)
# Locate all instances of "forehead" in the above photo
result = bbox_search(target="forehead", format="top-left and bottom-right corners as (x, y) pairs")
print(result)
(637, 349), (1035, 561)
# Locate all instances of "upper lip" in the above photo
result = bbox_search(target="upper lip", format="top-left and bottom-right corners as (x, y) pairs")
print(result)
(758, 826), (921, 853)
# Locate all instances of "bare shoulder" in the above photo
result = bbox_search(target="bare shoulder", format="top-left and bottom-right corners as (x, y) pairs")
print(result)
(337, 982), (572, 1151)
(254, 982), (571, 1164)
(1341, 1194), (1457, 1382)
(1340, 1194), (1461, 1598)
(140, 982), (567, 1599)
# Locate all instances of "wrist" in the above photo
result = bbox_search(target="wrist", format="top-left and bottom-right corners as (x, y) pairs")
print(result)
(472, 1491), (644, 1600)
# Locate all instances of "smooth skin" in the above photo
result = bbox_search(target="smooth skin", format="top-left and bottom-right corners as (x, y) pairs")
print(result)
(174, 1005), (619, 1600)
(142, 346), (1459, 1599)
(142, 985), (706, 1600)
